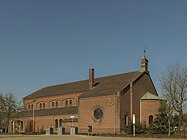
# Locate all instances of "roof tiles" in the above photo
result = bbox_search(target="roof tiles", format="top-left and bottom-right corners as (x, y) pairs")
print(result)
(24, 71), (142, 99)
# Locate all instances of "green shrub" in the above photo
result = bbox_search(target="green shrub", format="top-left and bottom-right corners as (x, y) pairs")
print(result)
(124, 122), (147, 134)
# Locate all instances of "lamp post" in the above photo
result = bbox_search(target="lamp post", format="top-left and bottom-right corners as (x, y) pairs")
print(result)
(114, 92), (116, 134)
(70, 115), (75, 127)
(133, 114), (135, 137)
(70, 116), (75, 135)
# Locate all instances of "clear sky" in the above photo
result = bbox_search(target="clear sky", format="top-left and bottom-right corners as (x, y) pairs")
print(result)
(0, 0), (187, 105)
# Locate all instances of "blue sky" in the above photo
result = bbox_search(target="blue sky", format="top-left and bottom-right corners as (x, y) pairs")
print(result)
(0, 0), (187, 105)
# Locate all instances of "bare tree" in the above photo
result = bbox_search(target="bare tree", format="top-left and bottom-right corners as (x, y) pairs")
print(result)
(160, 63), (187, 133)
(0, 94), (3, 128)
(0, 93), (20, 133)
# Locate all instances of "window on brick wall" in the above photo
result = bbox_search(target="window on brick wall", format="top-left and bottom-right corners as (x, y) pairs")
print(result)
(92, 106), (104, 122)
(69, 100), (72, 107)
(149, 115), (153, 126)
(65, 100), (68, 107)
(55, 119), (58, 128)
(56, 101), (58, 108)
(20, 121), (23, 130)
(125, 115), (129, 126)
(43, 103), (45, 109)
(52, 102), (54, 108)
(94, 108), (103, 120)
(59, 119), (62, 127)
(39, 103), (42, 109)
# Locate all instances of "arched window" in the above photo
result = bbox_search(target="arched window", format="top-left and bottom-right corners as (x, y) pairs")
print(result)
(59, 119), (62, 127)
(56, 101), (58, 108)
(21, 121), (23, 130)
(52, 102), (54, 108)
(55, 119), (58, 128)
(69, 100), (72, 107)
(65, 100), (68, 107)
(149, 115), (153, 126)
(43, 103), (45, 109)
(39, 103), (42, 109)
(28, 105), (30, 110)
(31, 104), (33, 110)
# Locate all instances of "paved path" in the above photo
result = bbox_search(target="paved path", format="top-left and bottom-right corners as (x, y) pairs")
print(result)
(0, 135), (186, 140)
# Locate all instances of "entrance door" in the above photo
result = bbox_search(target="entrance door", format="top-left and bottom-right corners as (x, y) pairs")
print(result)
(29, 120), (35, 132)
(70, 126), (75, 135)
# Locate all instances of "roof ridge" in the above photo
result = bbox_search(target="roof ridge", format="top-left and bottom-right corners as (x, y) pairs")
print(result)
(29, 70), (141, 90)
(95, 70), (140, 80)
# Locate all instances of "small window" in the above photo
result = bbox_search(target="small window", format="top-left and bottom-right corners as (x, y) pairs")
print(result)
(56, 101), (58, 108)
(52, 102), (54, 108)
(28, 105), (30, 110)
(20, 121), (23, 130)
(69, 100), (72, 107)
(65, 100), (68, 107)
(39, 103), (42, 109)
(149, 115), (153, 126)
(59, 119), (62, 127)
(55, 119), (58, 128)
(43, 103), (45, 109)
(31, 104), (33, 110)
(125, 115), (129, 126)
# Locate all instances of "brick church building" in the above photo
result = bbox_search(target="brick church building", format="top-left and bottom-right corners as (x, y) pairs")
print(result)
(9, 56), (161, 134)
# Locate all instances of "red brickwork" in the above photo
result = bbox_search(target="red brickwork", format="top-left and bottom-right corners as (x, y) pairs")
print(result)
(140, 99), (160, 125)
(120, 73), (158, 129)
(22, 114), (78, 133)
(132, 73), (157, 122)
(24, 92), (82, 111)
(78, 95), (121, 134)
(9, 57), (160, 134)
(21, 92), (82, 134)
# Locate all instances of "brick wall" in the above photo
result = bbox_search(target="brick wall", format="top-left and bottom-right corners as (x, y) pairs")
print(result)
(23, 114), (78, 134)
(24, 92), (82, 111)
(120, 73), (158, 129)
(140, 99), (160, 125)
(22, 91), (83, 134)
(13, 72), (159, 134)
(132, 73), (157, 122)
(78, 95), (121, 134)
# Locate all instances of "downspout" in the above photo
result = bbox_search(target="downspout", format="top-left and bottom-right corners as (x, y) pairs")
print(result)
(114, 92), (120, 134)
(114, 92), (116, 134)
(130, 82), (133, 120)
(140, 98), (142, 123)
